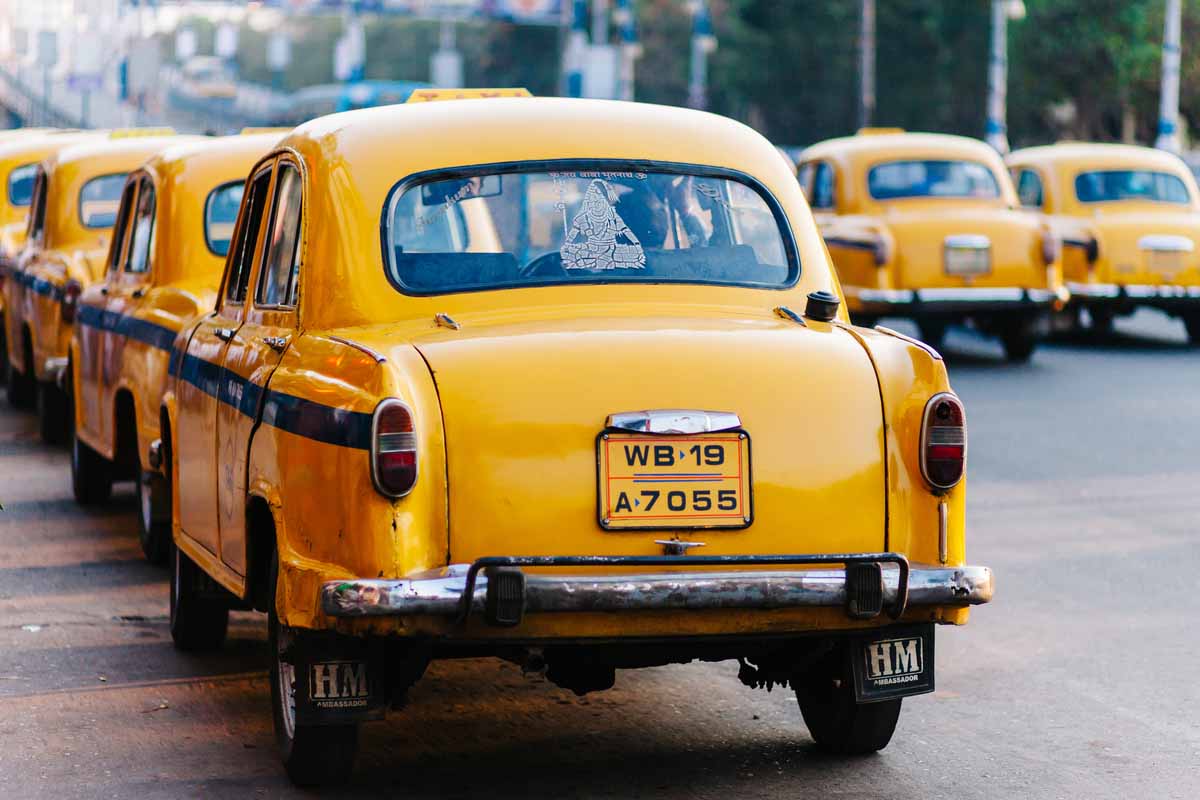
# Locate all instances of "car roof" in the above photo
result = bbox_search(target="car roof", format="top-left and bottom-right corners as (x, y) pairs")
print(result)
(803, 131), (1000, 163)
(1006, 142), (1190, 174)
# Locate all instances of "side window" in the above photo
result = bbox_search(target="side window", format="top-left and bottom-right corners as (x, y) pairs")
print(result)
(811, 162), (835, 210)
(255, 164), (303, 307)
(124, 177), (155, 274)
(27, 169), (46, 242)
(224, 168), (273, 305)
(7, 163), (37, 207)
(79, 173), (128, 229)
(107, 180), (138, 274)
(1017, 169), (1044, 208)
(797, 162), (815, 201)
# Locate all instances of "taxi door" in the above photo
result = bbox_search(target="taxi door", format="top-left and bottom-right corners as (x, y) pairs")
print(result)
(76, 179), (135, 445)
(216, 158), (302, 575)
(97, 174), (155, 455)
(175, 165), (274, 557)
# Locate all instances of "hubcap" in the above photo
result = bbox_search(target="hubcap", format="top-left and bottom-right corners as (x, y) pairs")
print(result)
(139, 474), (153, 535)
(276, 626), (297, 740)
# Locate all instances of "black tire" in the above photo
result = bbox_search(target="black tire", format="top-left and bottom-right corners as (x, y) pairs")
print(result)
(137, 470), (171, 565)
(36, 381), (67, 445)
(6, 350), (33, 409)
(795, 650), (902, 755)
(70, 429), (113, 506)
(916, 320), (947, 350)
(269, 558), (359, 786)
(1000, 327), (1037, 363)
(169, 543), (229, 651)
(1088, 308), (1115, 339)
(1182, 313), (1200, 345)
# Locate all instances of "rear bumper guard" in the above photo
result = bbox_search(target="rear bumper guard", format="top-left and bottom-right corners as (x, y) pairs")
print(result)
(850, 286), (1061, 315)
(320, 553), (994, 626)
(1067, 281), (1200, 308)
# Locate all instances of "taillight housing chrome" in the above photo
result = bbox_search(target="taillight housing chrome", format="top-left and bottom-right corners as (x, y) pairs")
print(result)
(371, 398), (417, 498)
(920, 392), (966, 492)
(61, 279), (82, 324)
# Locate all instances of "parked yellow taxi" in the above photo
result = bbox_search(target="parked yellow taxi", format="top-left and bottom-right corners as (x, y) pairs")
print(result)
(162, 95), (992, 784)
(799, 129), (1064, 360)
(1006, 142), (1200, 341)
(3, 131), (181, 443)
(69, 132), (285, 565)
(0, 130), (98, 377)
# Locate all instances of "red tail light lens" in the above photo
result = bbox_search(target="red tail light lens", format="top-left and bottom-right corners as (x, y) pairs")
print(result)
(371, 399), (417, 498)
(61, 279), (82, 324)
(920, 392), (966, 491)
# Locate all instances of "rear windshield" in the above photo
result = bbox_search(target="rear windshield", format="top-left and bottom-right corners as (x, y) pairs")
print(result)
(7, 163), (37, 207)
(868, 159), (1001, 200)
(79, 173), (129, 228)
(384, 165), (795, 295)
(1074, 170), (1191, 204)
(204, 181), (244, 256)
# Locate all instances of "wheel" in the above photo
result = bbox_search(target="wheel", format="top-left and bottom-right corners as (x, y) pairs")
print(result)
(1088, 307), (1114, 339)
(6, 357), (33, 409)
(795, 649), (902, 755)
(1182, 313), (1200, 345)
(70, 429), (113, 506)
(269, 558), (359, 786)
(999, 325), (1037, 363)
(916, 320), (947, 350)
(169, 543), (229, 651)
(137, 470), (171, 565)
(36, 381), (67, 445)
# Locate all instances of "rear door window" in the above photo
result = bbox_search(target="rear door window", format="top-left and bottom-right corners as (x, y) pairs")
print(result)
(7, 163), (37, 207)
(106, 180), (138, 275)
(1016, 169), (1044, 208)
(124, 177), (155, 274)
(255, 164), (302, 307)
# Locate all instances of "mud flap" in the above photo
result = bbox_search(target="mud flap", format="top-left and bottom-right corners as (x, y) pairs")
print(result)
(851, 624), (935, 703)
(292, 635), (387, 726)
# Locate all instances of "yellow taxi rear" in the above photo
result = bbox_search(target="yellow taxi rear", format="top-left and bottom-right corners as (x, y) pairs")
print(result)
(160, 95), (992, 784)
(68, 132), (285, 565)
(3, 132), (185, 444)
(800, 130), (1064, 361)
(1007, 142), (1200, 340)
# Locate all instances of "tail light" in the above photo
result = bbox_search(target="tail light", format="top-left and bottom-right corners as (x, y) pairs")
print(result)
(371, 398), (417, 498)
(920, 392), (966, 491)
(61, 279), (82, 324)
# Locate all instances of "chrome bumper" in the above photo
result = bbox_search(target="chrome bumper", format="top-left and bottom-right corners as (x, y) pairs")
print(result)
(848, 286), (1061, 314)
(1067, 281), (1200, 301)
(321, 558), (993, 620)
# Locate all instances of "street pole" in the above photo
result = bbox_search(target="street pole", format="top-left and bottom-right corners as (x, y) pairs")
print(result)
(592, 0), (610, 46)
(687, 0), (715, 111)
(615, 0), (640, 102)
(564, 0), (587, 98)
(859, 0), (875, 130)
(1156, 0), (1182, 152)
(985, 0), (1010, 153)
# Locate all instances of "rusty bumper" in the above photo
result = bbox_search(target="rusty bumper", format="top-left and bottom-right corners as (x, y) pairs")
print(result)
(320, 556), (993, 621)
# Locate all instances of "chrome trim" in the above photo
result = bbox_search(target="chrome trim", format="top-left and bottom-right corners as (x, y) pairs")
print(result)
(852, 286), (1055, 305)
(944, 234), (991, 250)
(919, 392), (966, 492)
(1138, 234), (1194, 252)
(1066, 281), (1121, 298)
(871, 325), (944, 361)
(606, 409), (741, 435)
(370, 398), (418, 499)
(320, 564), (993, 617)
(147, 438), (163, 470)
(327, 335), (387, 364)
(1067, 281), (1200, 299)
(435, 312), (460, 330)
(852, 288), (916, 304)
(938, 500), (949, 565)
(42, 356), (67, 383)
(773, 305), (806, 326)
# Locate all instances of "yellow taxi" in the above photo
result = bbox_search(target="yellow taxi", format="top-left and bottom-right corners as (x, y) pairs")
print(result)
(0, 130), (98, 377)
(799, 129), (1064, 360)
(69, 132), (285, 565)
(162, 95), (992, 784)
(1006, 142), (1200, 340)
(4, 131), (182, 443)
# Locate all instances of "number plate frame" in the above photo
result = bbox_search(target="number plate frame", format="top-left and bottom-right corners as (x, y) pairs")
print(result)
(595, 429), (753, 531)
(943, 245), (991, 277)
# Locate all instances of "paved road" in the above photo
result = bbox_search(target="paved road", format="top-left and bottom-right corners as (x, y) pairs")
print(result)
(1, 310), (1198, 799)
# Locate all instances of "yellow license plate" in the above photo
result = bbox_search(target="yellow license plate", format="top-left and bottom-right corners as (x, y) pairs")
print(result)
(597, 432), (752, 530)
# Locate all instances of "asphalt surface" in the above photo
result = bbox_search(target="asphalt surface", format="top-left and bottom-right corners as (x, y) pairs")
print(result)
(1, 309), (1198, 799)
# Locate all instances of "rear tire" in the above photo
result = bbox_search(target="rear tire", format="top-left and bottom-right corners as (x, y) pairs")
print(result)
(137, 470), (171, 565)
(6, 344), (33, 409)
(916, 320), (947, 350)
(70, 429), (113, 506)
(1088, 308), (1115, 339)
(795, 649), (902, 755)
(999, 322), (1037, 363)
(1181, 313), (1200, 345)
(36, 381), (67, 445)
(169, 543), (229, 652)
(269, 557), (359, 786)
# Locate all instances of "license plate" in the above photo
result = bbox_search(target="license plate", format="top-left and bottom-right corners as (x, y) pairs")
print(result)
(944, 246), (990, 276)
(309, 660), (372, 710)
(851, 625), (935, 703)
(597, 432), (752, 530)
(1147, 250), (1184, 274)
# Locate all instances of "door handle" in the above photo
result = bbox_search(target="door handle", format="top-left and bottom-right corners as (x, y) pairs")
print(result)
(214, 327), (235, 342)
(262, 335), (290, 353)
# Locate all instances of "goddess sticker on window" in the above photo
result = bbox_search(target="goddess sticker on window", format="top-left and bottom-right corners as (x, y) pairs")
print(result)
(560, 179), (646, 270)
